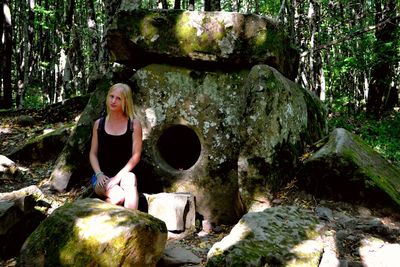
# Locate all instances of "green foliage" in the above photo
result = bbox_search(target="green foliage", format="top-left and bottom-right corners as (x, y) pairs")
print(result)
(328, 105), (400, 169)
(24, 86), (48, 109)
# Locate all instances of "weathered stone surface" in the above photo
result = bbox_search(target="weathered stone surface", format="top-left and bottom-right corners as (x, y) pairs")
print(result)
(145, 192), (195, 232)
(132, 64), (326, 224)
(105, 9), (299, 79)
(0, 186), (48, 260)
(297, 128), (400, 207)
(238, 65), (327, 206)
(158, 243), (202, 267)
(0, 155), (17, 174)
(134, 64), (249, 224)
(206, 206), (323, 267)
(359, 236), (400, 267)
(18, 198), (168, 267)
(16, 115), (35, 126)
(318, 206), (400, 267)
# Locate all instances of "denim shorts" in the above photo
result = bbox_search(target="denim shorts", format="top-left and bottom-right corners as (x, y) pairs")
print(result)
(91, 174), (97, 188)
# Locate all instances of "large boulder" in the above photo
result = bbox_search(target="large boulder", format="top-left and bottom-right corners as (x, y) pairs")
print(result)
(105, 9), (299, 79)
(206, 206), (323, 266)
(7, 125), (73, 163)
(134, 64), (249, 224)
(297, 128), (400, 207)
(238, 65), (327, 205)
(132, 64), (326, 224)
(18, 198), (168, 267)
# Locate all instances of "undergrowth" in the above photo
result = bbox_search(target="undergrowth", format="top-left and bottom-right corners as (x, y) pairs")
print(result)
(327, 109), (400, 169)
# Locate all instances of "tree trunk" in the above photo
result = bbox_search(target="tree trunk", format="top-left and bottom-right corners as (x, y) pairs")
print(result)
(1, 0), (12, 108)
(204, 0), (210, 11)
(188, 0), (194, 10)
(309, 0), (322, 97)
(232, 0), (241, 12)
(367, 0), (398, 116)
(204, 0), (220, 11)
(210, 0), (220, 11)
(61, 0), (75, 100)
(174, 0), (180, 9)
(18, 0), (30, 108)
(0, 1), (4, 105)
(254, 0), (260, 14)
(161, 0), (168, 9)
(99, 0), (122, 70)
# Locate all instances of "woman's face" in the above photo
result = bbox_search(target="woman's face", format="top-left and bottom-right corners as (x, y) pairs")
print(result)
(107, 87), (125, 113)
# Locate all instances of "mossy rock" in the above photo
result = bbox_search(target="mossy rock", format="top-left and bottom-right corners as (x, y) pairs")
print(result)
(298, 128), (400, 207)
(18, 198), (167, 267)
(207, 206), (323, 267)
(106, 9), (299, 79)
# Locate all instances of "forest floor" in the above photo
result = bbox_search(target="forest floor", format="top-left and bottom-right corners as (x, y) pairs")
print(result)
(1, 99), (400, 266)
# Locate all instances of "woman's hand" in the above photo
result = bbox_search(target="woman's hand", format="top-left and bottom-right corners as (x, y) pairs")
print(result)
(107, 174), (123, 190)
(95, 173), (109, 196)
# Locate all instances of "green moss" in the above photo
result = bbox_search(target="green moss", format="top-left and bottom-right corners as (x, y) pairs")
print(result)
(255, 30), (267, 46)
(208, 207), (322, 266)
(340, 134), (400, 206)
(20, 200), (167, 266)
(140, 14), (159, 44)
(176, 13), (198, 53)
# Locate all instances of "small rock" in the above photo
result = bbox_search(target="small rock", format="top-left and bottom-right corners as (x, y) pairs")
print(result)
(201, 220), (213, 233)
(17, 115), (35, 127)
(158, 244), (202, 267)
(316, 206), (334, 221)
(357, 206), (372, 216)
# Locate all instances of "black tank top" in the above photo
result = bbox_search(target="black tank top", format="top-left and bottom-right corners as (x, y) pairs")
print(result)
(97, 117), (133, 177)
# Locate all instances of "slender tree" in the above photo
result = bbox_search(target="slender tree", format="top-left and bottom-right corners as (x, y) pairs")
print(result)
(367, 0), (398, 116)
(188, 0), (195, 10)
(205, 0), (220, 11)
(210, 0), (221, 11)
(0, 1), (4, 105)
(1, 0), (12, 108)
(174, 0), (181, 9)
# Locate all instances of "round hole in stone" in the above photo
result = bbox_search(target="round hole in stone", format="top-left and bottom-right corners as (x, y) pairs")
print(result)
(157, 125), (201, 170)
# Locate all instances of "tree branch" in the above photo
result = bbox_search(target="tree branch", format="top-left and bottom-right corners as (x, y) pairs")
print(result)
(301, 15), (400, 57)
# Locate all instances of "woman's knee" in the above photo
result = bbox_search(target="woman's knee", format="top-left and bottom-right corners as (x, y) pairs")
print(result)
(120, 172), (137, 189)
(106, 186), (125, 204)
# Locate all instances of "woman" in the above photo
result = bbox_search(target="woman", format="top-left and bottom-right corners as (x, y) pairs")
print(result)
(89, 83), (142, 209)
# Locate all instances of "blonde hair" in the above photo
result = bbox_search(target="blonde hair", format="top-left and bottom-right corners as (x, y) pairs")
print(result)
(106, 83), (136, 120)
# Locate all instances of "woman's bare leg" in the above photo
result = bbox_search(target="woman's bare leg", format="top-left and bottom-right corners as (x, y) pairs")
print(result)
(120, 172), (138, 209)
(105, 185), (125, 205)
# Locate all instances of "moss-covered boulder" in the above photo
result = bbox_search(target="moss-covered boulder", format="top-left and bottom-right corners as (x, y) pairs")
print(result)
(18, 198), (167, 267)
(7, 124), (73, 163)
(133, 64), (249, 224)
(297, 128), (400, 207)
(238, 65), (327, 207)
(131, 63), (326, 225)
(206, 206), (323, 267)
(105, 9), (299, 80)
